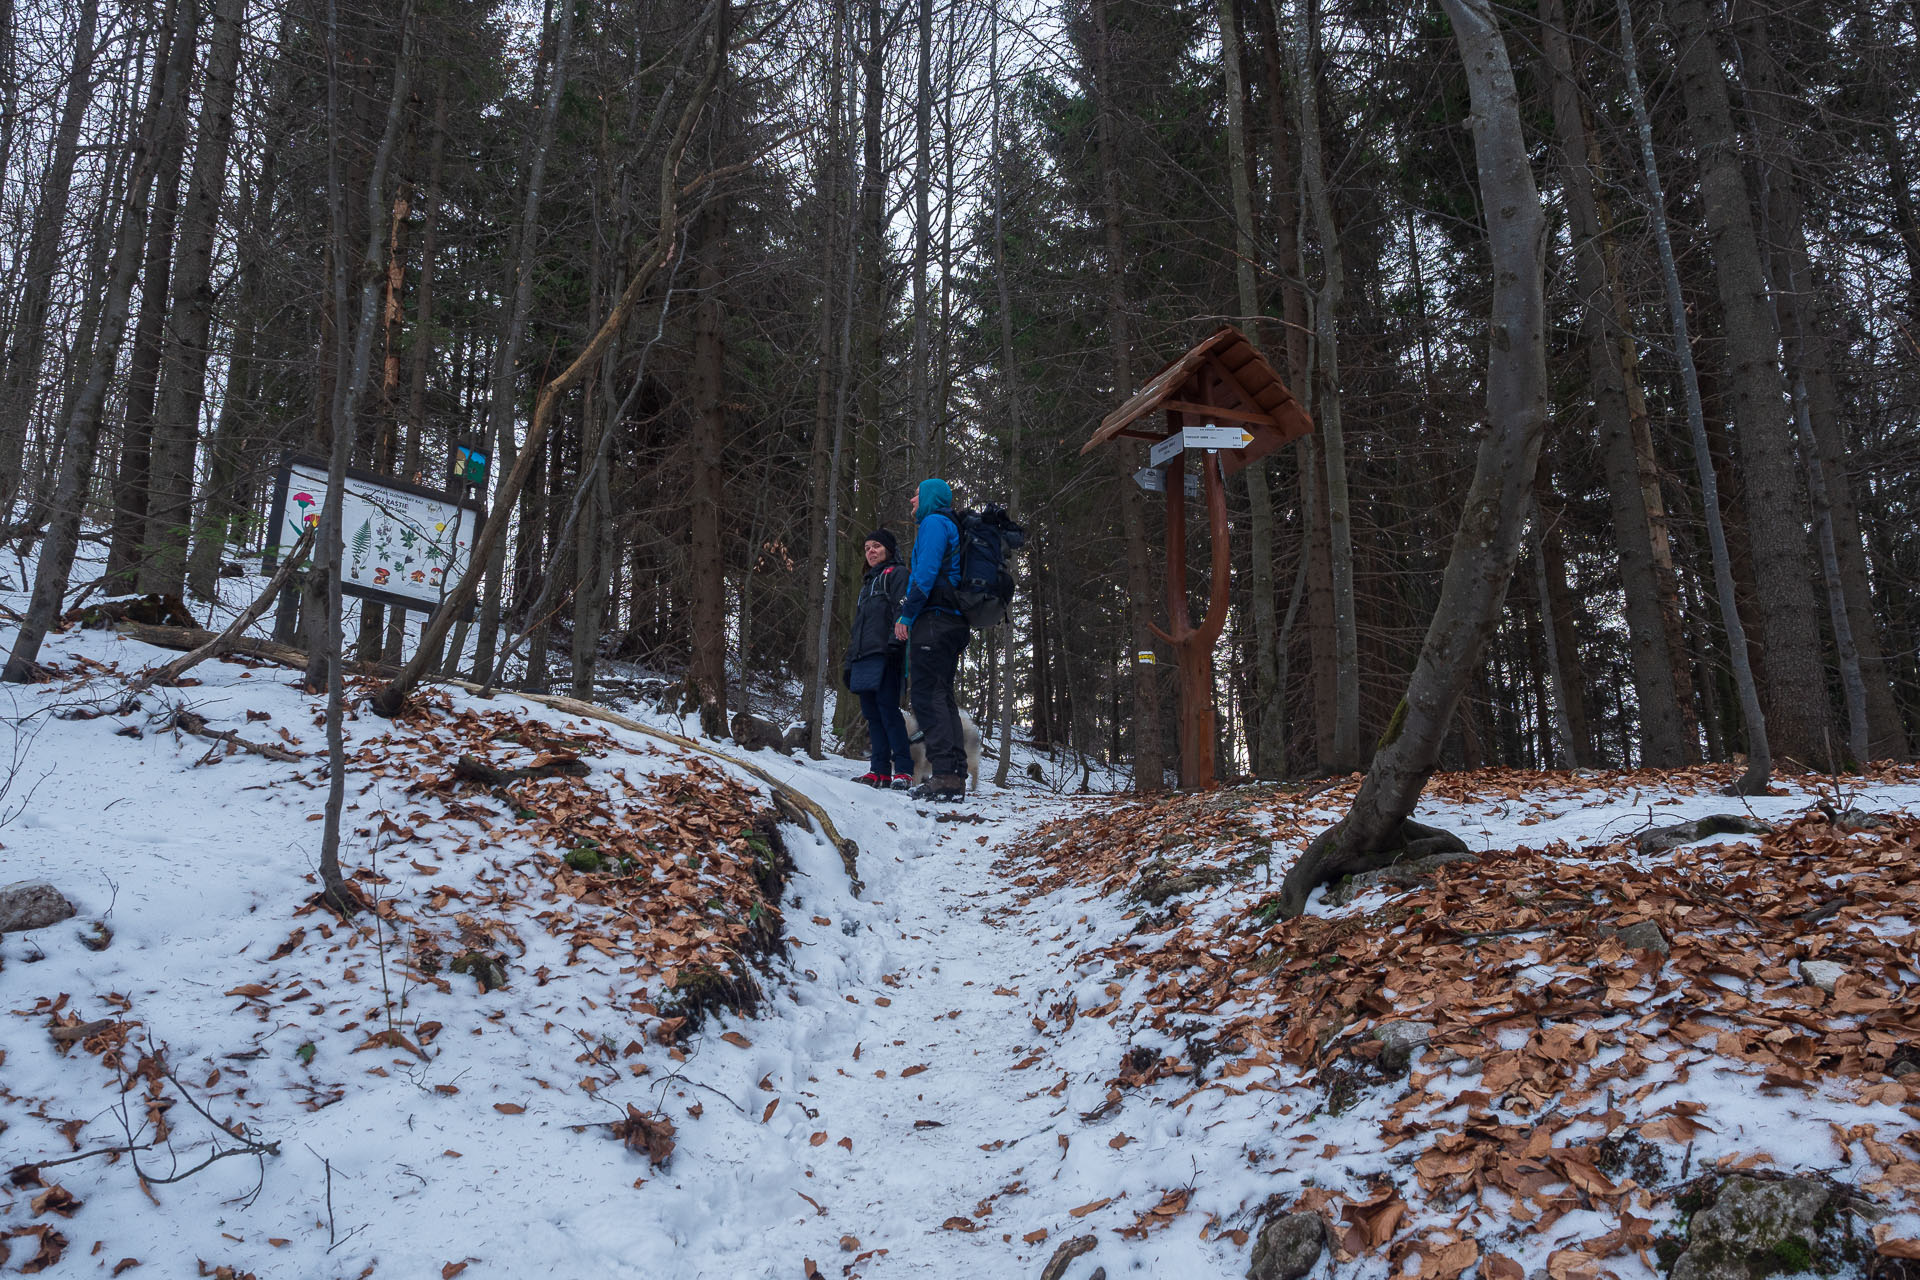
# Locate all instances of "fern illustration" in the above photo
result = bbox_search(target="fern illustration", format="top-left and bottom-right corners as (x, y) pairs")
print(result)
(350, 518), (372, 569)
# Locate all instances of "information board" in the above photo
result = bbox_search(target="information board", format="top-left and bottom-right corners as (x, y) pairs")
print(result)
(265, 454), (485, 615)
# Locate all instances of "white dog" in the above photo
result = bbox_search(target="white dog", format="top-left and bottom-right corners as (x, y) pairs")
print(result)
(900, 708), (982, 794)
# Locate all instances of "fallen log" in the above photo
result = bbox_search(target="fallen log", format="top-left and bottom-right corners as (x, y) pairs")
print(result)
(113, 621), (399, 680)
(123, 528), (314, 697)
(49, 1019), (114, 1044)
(171, 707), (305, 763)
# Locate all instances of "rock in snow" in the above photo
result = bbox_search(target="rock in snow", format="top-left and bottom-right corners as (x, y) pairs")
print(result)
(1798, 959), (1845, 993)
(1371, 1020), (1435, 1075)
(1246, 1211), (1325, 1280)
(0, 880), (76, 933)
(1670, 1175), (1832, 1280)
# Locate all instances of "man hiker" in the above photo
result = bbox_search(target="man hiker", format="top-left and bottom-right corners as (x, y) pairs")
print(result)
(894, 478), (969, 802)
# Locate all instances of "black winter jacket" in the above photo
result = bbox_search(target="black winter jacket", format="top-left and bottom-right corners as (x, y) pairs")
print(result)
(844, 560), (908, 670)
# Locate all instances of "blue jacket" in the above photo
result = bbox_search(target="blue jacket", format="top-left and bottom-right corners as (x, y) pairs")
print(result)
(899, 478), (961, 626)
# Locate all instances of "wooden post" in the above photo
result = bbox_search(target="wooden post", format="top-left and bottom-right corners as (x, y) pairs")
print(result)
(1079, 327), (1314, 790)
(1149, 411), (1234, 789)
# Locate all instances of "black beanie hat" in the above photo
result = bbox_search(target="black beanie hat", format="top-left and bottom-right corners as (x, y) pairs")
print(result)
(863, 528), (898, 560)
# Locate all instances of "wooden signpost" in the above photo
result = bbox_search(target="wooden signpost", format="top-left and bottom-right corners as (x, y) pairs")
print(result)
(1081, 325), (1314, 789)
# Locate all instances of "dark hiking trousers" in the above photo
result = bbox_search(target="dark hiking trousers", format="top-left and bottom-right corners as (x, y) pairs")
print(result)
(859, 657), (913, 777)
(907, 610), (969, 777)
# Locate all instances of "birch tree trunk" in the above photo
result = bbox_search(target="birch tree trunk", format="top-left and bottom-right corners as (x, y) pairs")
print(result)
(1276, 0), (1547, 915)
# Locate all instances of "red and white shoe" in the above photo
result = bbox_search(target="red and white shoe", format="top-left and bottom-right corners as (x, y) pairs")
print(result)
(889, 774), (913, 790)
(852, 772), (883, 787)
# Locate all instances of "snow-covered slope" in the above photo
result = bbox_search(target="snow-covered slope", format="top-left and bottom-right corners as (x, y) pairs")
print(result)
(4, 572), (1919, 1278)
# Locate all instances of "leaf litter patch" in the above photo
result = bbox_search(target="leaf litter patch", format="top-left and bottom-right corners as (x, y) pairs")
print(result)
(999, 767), (1920, 1274)
(341, 689), (796, 1040)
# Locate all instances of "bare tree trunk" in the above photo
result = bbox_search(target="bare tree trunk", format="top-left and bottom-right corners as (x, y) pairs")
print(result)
(689, 196), (730, 737)
(802, 0), (851, 755)
(1733, 0), (1904, 761)
(1617, 0), (1770, 792)
(1292, 0), (1360, 770)
(187, 14), (293, 602)
(373, 2), (726, 717)
(829, 0), (885, 748)
(317, 0), (413, 914)
(4, 0), (190, 681)
(908, 0), (932, 464)
(1530, 498), (1582, 767)
(1276, 0), (1547, 915)
(990, 0), (1022, 788)
(140, 0), (246, 597)
(1537, 0), (1691, 765)
(473, 0), (575, 681)
(1662, 0), (1828, 768)
(106, 3), (195, 591)
(0, 0), (98, 528)
(1089, 0), (1167, 792)
(1255, 0), (1327, 773)
(1216, 0), (1284, 778)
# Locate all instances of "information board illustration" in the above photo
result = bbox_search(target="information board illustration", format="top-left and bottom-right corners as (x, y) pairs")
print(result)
(265, 455), (485, 614)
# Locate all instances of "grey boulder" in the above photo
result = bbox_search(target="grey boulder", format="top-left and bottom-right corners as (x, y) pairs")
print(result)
(1247, 1211), (1326, 1280)
(1670, 1176), (1832, 1280)
(0, 881), (76, 934)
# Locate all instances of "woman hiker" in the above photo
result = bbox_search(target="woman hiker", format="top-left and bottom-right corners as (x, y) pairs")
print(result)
(843, 528), (914, 788)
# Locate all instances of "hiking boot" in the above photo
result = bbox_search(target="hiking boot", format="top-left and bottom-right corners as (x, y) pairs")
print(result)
(889, 774), (913, 790)
(911, 774), (965, 802)
(853, 772), (883, 787)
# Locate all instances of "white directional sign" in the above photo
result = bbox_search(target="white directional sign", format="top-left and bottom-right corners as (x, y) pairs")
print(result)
(1148, 434), (1185, 469)
(1147, 424), (1257, 469)
(1183, 424), (1256, 450)
(1134, 466), (1201, 496)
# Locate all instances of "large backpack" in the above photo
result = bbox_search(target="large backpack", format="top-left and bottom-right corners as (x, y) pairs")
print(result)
(941, 503), (1025, 628)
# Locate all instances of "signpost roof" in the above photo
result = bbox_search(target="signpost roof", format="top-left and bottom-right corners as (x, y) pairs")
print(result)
(1080, 324), (1313, 475)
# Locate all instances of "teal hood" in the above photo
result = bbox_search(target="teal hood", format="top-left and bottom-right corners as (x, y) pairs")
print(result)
(915, 478), (953, 520)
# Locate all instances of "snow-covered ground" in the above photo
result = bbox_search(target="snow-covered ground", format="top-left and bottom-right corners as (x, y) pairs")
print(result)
(3, 561), (1919, 1278)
